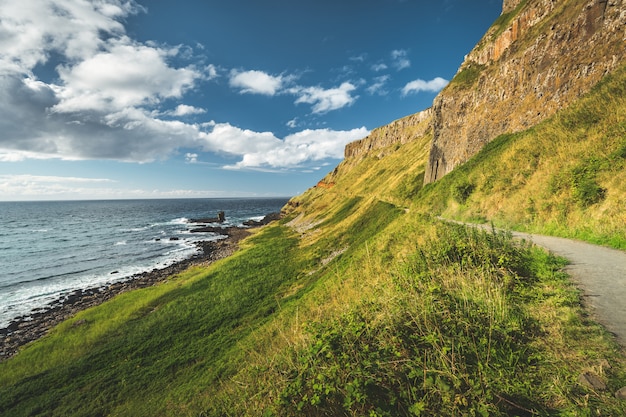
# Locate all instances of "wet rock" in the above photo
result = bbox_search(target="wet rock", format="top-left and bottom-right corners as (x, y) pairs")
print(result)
(190, 211), (225, 223)
(0, 227), (251, 362)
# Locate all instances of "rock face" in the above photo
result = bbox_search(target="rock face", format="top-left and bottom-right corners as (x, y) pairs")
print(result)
(503, 0), (525, 13)
(424, 0), (626, 183)
(344, 108), (432, 161)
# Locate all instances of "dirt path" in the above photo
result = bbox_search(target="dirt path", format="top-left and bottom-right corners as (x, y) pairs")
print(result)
(447, 220), (626, 348)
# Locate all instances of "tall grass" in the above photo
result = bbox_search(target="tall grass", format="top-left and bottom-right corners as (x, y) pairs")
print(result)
(419, 63), (626, 249)
(2, 61), (626, 417)
(209, 220), (626, 416)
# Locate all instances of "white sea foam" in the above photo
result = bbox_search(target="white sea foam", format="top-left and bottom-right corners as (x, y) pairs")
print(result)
(0, 198), (290, 329)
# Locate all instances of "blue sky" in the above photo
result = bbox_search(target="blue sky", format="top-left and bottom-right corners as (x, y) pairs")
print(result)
(0, 0), (501, 200)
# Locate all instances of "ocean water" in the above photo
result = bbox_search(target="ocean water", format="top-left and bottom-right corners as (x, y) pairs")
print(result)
(0, 198), (289, 327)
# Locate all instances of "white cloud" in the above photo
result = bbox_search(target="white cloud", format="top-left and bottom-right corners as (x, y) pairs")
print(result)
(205, 64), (219, 80)
(170, 104), (206, 116)
(224, 127), (369, 170)
(366, 75), (390, 96)
(1, 174), (114, 184)
(0, 0), (140, 75)
(349, 54), (367, 62)
(0, 173), (250, 201)
(227, 69), (361, 115)
(0, 174), (117, 200)
(0, 0), (366, 172)
(286, 118), (298, 128)
(53, 40), (201, 113)
(371, 63), (388, 72)
(293, 82), (358, 114)
(229, 69), (285, 96)
(402, 77), (448, 95)
(391, 49), (411, 71)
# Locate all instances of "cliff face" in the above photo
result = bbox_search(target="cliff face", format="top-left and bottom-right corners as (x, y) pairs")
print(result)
(343, 108), (432, 160)
(424, 0), (626, 183)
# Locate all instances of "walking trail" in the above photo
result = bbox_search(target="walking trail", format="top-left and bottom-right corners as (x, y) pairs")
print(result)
(452, 221), (626, 349)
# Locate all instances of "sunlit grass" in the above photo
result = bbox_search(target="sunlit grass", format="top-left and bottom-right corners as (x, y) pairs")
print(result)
(419, 63), (626, 249)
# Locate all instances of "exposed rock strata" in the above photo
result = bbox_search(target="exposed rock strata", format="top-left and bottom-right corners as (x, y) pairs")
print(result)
(344, 108), (432, 161)
(425, 0), (626, 183)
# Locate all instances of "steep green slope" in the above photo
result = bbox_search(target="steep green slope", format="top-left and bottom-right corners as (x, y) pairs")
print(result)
(420, 63), (626, 249)
(2, 47), (626, 417)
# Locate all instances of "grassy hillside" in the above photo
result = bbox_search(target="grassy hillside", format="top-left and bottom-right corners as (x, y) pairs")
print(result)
(2, 66), (626, 417)
(421, 63), (626, 249)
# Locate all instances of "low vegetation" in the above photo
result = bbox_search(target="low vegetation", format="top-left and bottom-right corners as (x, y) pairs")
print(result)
(423, 63), (626, 249)
(2, 46), (626, 417)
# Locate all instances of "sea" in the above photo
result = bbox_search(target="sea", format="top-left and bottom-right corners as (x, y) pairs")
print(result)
(0, 198), (290, 328)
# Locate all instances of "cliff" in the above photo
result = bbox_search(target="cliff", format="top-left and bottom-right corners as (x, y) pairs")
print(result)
(424, 0), (626, 183)
(343, 108), (432, 160)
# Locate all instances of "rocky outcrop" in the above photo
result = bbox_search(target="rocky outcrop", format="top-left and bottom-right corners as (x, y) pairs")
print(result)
(344, 108), (432, 160)
(425, 0), (626, 183)
(503, 0), (525, 13)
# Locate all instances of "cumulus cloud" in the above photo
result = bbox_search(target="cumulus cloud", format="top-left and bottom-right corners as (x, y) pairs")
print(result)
(185, 153), (198, 163)
(53, 40), (201, 113)
(402, 77), (448, 95)
(0, 0), (366, 172)
(227, 69), (360, 114)
(204, 64), (219, 80)
(229, 69), (286, 96)
(0, 0), (140, 74)
(170, 104), (206, 116)
(293, 82), (358, 114)
(224, 127), (369, 170)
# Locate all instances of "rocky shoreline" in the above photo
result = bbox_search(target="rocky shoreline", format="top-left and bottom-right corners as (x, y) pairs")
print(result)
(0, 217), (276, 361)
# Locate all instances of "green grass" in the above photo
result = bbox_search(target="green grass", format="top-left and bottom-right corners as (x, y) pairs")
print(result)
(418, 63), (626, 249)
(448, 64), (486, 90)
(2, 29), (626, 417)
(0, 225), (309, 416)
(206, 219), (626, 416)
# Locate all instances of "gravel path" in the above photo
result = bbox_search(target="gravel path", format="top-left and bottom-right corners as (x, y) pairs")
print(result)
(509, 231), (626, 348)
(452, 219), (626, 348)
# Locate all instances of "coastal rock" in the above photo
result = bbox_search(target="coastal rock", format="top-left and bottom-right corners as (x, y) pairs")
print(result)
(344, 109), (432, 161)
(0, 225), (253, 362)
(424, 0), (626, 183)
(190, 211), (225, 223)
(242, 212), (282, 226)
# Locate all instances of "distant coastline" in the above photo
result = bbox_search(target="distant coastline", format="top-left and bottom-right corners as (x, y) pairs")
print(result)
(0, 214), (280, 361)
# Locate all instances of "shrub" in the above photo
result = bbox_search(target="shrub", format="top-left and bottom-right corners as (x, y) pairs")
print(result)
(451, 181), (475, 204)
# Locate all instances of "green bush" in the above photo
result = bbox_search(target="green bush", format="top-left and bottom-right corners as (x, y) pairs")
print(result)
(569, 160), (607, 208)
(451, 181), (475, 204)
